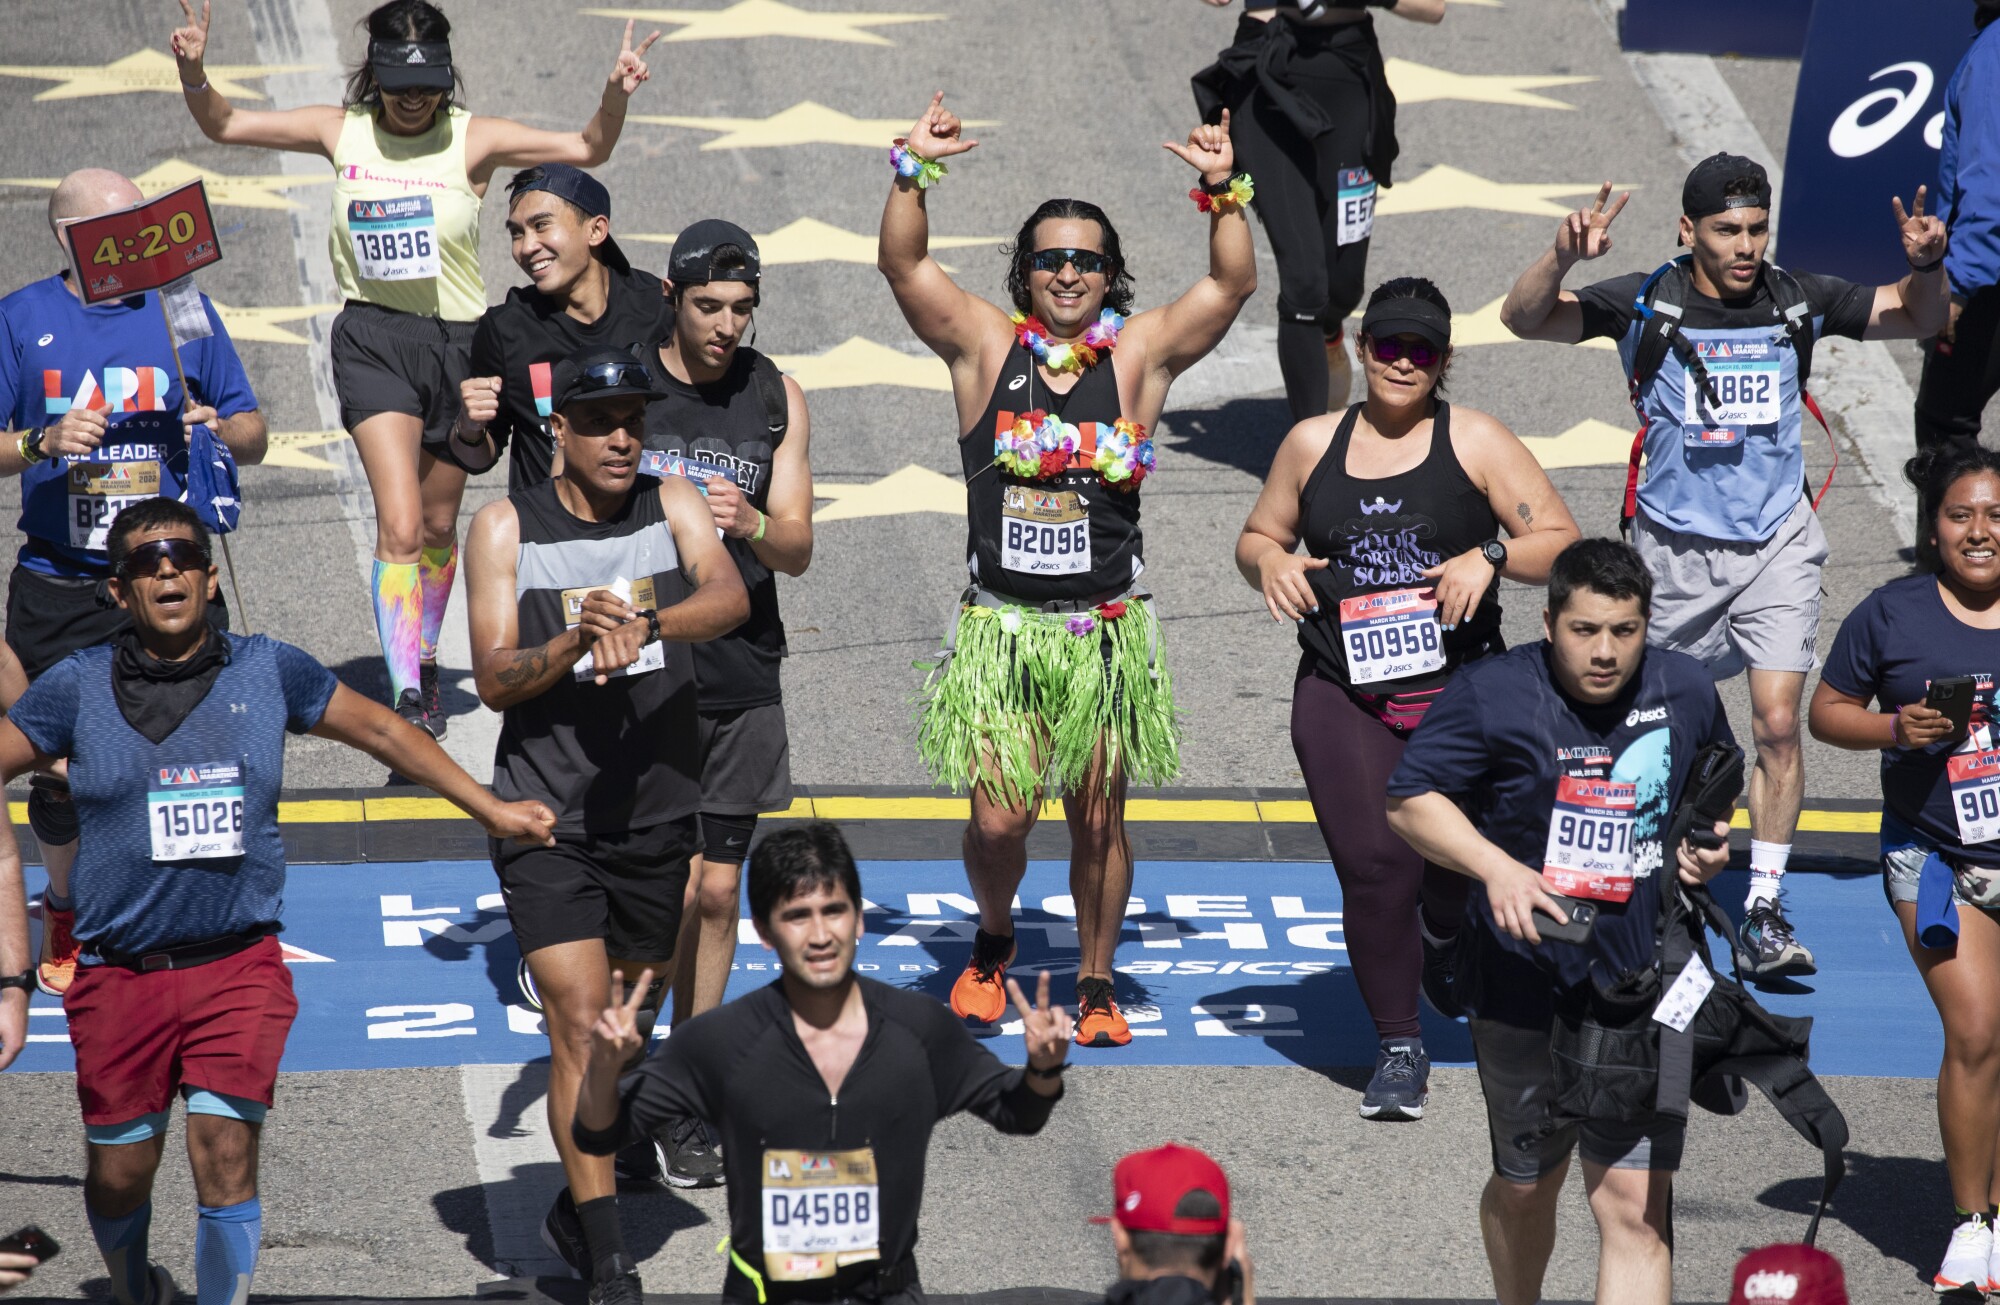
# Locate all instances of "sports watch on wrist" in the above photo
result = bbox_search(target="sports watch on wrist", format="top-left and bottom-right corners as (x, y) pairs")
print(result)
(0, 968), (34, 992)
(17, 428), (47, 465)
(1479, 539), (1508, 568)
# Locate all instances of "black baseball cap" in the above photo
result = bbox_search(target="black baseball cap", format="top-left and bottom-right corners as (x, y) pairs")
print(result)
(1359, 295), (1451, 352)
(1682, 152), (1772, 220)
(668, 218), (761, 290)
(508, 165), (632, 273)
(370, 40), (453, 93)
(550, 347), (666, 413)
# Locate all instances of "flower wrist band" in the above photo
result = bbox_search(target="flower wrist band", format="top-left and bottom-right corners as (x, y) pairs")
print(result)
(891, 143), (948, 189)
(1190, 172), (1255, 214)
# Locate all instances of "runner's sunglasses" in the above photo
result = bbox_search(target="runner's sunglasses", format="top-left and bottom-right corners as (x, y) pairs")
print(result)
(119, 537), (212, 580)
(571, 360), (653, 394)
(1366, 336), (1443, 368)
(1028, 248), (1112, 276)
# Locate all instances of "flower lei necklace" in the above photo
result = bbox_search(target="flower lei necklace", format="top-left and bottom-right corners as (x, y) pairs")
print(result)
(994, 411), (1154, 493)
(1009, 308), (1123, 376)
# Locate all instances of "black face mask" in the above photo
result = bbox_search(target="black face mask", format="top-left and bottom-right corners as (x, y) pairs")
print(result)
(112, 627), (229, 744)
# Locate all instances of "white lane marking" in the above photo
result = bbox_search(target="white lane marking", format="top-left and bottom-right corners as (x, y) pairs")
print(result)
(459, 1060), (569, 1280)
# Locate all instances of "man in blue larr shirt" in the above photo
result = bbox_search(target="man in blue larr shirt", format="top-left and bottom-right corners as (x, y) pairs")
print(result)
(0, 498), (555, 1305)
(1386, 540), (1734, 1305)
(0, 167), (269, 1000)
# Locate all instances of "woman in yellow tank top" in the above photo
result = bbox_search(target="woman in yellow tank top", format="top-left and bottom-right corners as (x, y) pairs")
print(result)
(171, 0), (658, 737)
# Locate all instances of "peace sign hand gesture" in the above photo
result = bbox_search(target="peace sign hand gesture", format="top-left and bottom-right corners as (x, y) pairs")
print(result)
(588, 967), (657, 1072)
(1165, 110), (1235, 187)
(607, 20), (662, 98)
(900, 92), (978, 161)
(1894, 186), (1948, 269)
(1555, 183), (1629, 265)
(171, 0), (212, 74)
(1006, 971), (1074, 1071)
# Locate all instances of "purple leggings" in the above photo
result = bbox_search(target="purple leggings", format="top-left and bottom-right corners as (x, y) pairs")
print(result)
(1290, 670), (1469, 1041)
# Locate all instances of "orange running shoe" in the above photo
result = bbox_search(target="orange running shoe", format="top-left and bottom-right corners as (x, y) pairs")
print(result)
(37, 901), (77, 996)
(949, 928), (1015, 1023)
(1074, 977), (1131, 1047)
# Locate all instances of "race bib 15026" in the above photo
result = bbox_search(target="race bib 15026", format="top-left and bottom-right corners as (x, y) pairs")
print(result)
(148, 761), (246, 861)
(761, 1147), (881, 1282)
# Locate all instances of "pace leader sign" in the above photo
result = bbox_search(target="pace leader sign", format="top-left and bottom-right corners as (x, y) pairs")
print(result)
(1778, 0), (1979, 285)
(65, 180), (221, 305)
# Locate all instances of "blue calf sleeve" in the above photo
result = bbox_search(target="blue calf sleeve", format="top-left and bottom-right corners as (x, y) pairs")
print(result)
(195, 1197), (261, 1305)
(86, 1200), (154, 1305)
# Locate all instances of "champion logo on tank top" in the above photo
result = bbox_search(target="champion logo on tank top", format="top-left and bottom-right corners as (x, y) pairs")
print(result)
(1338, 498), (1442, 588)
(339, 164), (451, 191)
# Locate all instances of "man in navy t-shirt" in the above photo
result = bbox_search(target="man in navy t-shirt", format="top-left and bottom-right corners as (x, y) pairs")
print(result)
(1387, 539), (1734, 1305)
(0, 498), (553, 1305)
(0, 168), (269, 999)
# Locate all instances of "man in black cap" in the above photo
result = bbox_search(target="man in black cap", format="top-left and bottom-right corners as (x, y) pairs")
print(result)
(634, 219), (814, 1187)
(458, 165), (670, 490)
(1498, 153), (1947, 982)
(462, 344), (748, 1304)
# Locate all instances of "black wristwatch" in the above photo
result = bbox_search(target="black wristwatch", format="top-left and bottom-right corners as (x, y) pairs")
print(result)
(1024, 1061), (1067, 1080)
(1479, 539), (1508, 568)
(1202, 171), (1247, 197)
(639, 608), (662, 647)
(0, 969), (33, 992)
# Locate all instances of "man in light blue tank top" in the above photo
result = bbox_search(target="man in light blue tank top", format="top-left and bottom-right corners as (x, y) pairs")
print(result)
(1497, 154), (1949, 980)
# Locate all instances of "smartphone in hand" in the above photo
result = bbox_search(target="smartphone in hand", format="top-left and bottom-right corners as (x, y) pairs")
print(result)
(1926, 675), (1978, 740)
(0, 1225), (59, 1263)
(1536, 893), (1598, 946)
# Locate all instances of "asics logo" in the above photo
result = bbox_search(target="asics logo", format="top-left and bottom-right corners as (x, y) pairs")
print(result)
(1008, 375), (1027, 391)
(37, 333), (53, 347)
(1625, 706), (1668, 726)
(1828, 61), (1944, 158)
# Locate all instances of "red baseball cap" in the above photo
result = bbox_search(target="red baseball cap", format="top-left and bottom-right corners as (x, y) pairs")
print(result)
(1729, 1244), (1849, 1305)
(1092, 1143), (1230, 1236)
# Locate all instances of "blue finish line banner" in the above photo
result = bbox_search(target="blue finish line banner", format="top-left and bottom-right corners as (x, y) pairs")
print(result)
(18, 859), (1935, 1077)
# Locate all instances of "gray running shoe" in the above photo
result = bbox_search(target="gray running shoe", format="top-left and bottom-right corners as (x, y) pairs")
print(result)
(1359, 1040), (1430, 1120)
(393, 688), (437, 740)
(419, 661), (447, 740)
(1737, 899), (1817, 980)
(540, 1188), (589, 1281)
(663, 1115), (725, 1188)
(141, 1262), (178, 1305)
(587, 1253), (643, 1305)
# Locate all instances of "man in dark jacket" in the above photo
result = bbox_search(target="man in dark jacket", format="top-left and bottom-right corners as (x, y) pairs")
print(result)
(1098, 1143), (1254, 1305)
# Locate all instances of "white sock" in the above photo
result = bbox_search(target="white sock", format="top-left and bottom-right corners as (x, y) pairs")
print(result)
(1746, 840), (1791, 907)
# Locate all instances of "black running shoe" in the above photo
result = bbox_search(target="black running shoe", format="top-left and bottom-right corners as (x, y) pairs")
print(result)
(587, 1254), (643, 1305)
(663, 1115), (726, 1189)
(1359, 1040), (1430, 1121)
(1419, 927), (1466, 1021)
(393, 688), (437, 740)
(613, 1134), (663, 1186)
(1736, 898), (1816, 980)
(419, 661), (447, 740)
(540, 1188), (589, 1281)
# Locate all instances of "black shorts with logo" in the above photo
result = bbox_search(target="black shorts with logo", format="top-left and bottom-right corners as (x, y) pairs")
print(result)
(492, 817), (697, 963)
(330, 301), (476, 451)
(6, 562), (231, 680)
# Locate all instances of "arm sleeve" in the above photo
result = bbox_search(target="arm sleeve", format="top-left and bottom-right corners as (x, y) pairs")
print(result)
(1798, 272), (1876, 342)
(191, 299), (259, 418)
(924, 1003), (1062, 1135)
(571, 1035), (715, 1156)
(1387, 673), (1488, 799)
(1818, 595), (1881, 702)
(7, 661), (79, 759)
(1572, 273), (1646, 342)
(272, 641), (340, 733)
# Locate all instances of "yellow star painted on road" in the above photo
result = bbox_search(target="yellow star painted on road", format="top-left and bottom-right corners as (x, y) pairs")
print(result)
(1385, 58), (1594, 110)
(583, 1), (941, 45)
(630, 101), (996, 150)
(212, 301), (337, 346)
(257, 429), (348, 473)
(0, 159), (329, 211)
(624, 217), (998, 271)
(0, 48), (319, 102)
(1449, 295), (1614, 350)
(770, 337), (951, 391)
(814, 463), (964, 522)
(1376, 165), (1636, 219)
(1522, 419), (1634, 471)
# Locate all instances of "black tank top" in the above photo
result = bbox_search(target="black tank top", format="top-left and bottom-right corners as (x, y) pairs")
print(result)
(641, 344), (787, 713)
(960, 345), (1143, 603)
(494, 477), (701, 835)
(1297, 401), (1502, 699)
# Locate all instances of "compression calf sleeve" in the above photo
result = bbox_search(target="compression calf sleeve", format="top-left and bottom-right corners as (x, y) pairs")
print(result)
(574, 1193), (626, 1279)
(87, 1199), (154, 1305)
(418, 544), (458, 663)
(1747, 840), (1792, 907)
(195, 1197), (261, 1305)
(370, 560), (423, 704)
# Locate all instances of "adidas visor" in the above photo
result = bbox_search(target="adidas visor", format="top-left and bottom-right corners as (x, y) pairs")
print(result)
(371, 41), (453, 93)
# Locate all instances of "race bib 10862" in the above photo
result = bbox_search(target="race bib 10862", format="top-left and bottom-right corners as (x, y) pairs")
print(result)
(761, 1147), (881, 1282)
(1542, 774), (1637, 902)
(148, 761), (246, 861)
(1682, 339), (1782, 447)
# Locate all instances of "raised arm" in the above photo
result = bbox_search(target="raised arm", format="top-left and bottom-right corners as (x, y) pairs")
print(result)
(1132, 111), (1257, 385)
(173, 0), (344, 157)
(722, 376), (813, 577)
(1865, 187), (1951, 340)
(1235, 421), (1331, 622)
(466, 21), (659, 180)
(876, 93), (1007, 370)
(1499, 183), (1628, 343)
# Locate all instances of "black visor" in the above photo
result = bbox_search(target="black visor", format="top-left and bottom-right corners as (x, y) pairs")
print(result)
(371, 41), (454, 93)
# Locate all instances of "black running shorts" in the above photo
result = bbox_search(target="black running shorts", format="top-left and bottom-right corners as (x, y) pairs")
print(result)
(696, 702), (795, 816)
(329, 301), (476, 449)
(492, 817), (697, 963)
(6, 563), (230, 680)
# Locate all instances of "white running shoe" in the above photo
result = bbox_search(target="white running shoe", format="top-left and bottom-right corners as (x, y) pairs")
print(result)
(1935, 1214), (1992, 1294)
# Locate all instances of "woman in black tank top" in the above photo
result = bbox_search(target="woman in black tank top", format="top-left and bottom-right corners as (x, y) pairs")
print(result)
(1234, 279), (1580, 1117)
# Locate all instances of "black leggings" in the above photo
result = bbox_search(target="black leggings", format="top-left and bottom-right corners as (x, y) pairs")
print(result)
(1291, 670), (1467, 1041)
(1915, 285), (2000, 452)
(1229, 51), (1376, 422)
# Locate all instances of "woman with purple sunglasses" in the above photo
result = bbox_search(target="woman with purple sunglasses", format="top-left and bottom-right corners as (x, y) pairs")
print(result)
(1235, 276), (1580, 1120)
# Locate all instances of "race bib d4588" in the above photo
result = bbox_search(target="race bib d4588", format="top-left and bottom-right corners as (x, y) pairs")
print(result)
(1336, 587), (1443, 687)
(761, 1147), (881, 1282)
(148, 762), (247, 861)
(1542, 774), (1638, 902)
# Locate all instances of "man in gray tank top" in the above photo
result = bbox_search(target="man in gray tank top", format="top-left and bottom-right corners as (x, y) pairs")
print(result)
(462, 346), (748, 1305)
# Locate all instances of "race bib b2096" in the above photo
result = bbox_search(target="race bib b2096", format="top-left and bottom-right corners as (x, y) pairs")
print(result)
(1000, 485), (1090, 577)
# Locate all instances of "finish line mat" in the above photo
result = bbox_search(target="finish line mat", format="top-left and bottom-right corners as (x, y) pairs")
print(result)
(18, 860), (1933, 1077)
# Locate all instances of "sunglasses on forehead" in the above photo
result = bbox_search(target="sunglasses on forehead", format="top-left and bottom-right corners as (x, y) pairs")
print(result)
(568, 360), (652, 396)
(119, 537), (211, 580)
(1028, 247), (1112, 276)
(1366, 336), (1443, 368)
